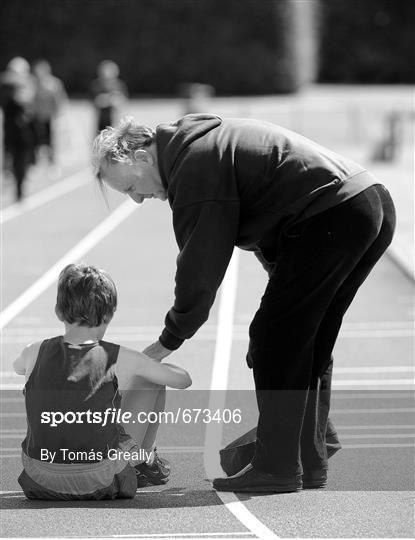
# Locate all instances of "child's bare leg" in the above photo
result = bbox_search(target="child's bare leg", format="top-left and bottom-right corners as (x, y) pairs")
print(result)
(120, 376), (170, 484)
(119, 375), (165, 456)
(140, 385), (166, 451)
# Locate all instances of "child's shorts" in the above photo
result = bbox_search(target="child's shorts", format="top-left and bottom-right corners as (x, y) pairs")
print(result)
(19, 445), (138, 500)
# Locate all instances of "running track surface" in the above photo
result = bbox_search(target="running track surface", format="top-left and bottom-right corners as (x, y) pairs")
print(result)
(1, 96), (414, 538)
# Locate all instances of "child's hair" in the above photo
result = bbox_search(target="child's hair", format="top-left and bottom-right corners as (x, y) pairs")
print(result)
(56, 263), (117, 327)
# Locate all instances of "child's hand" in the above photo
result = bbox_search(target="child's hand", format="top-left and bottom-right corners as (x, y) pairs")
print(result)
(142, 341), (172, 362)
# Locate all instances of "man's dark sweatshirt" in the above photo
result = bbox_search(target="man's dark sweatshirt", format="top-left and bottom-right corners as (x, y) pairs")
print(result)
(155, 114), (379, 351)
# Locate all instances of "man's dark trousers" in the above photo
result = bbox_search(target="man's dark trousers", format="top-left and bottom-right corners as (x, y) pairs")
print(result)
(248, 184), (396, 477)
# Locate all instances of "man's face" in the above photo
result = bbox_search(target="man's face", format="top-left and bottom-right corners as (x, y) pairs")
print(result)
(101, 159), (167, 205)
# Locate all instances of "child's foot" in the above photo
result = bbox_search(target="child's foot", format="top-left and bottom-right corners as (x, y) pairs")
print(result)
(135, 470), (150, 488)
(135, 448), (170, 485)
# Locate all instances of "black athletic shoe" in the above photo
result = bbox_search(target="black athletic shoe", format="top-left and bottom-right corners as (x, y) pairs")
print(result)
(135, 470), (150, 488)
(134, 448), (170, 485)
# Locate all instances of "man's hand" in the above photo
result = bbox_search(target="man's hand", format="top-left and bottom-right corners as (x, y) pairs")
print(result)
(142, 341), (172, 362)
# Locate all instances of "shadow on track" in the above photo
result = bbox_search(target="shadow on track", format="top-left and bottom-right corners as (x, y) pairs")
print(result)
(0, 485), (227, 510)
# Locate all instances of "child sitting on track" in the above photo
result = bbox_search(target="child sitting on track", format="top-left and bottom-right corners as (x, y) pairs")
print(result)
(13, 263), (192, 500)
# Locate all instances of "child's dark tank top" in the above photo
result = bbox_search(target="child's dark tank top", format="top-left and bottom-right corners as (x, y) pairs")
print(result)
(22, 336), (122, 463)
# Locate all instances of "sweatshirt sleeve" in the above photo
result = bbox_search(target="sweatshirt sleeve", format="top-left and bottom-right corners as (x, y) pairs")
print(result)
(159, 200), (240, 350)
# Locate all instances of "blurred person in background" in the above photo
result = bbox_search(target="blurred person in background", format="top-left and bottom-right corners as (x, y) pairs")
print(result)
(0, 56), (36, 201)
(89, 60), (128, 135)
(32, 59), (67, 170)
(92, 114), (396, 494)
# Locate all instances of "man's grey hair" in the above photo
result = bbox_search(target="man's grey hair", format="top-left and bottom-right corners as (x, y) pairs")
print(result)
(92, 116), (156, 181)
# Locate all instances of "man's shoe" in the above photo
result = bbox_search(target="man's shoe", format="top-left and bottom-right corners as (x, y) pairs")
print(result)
(302, 469), (328, 489)
(134, 448), (170, 485)
(213, 464), (302, 493)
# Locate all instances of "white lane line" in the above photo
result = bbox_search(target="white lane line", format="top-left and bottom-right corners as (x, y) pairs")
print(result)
(4, 366), (413, 377)
(335, 434), (415, 439)
(332, 379), (414, 386)
(2, 381), (414, 391)
(2, 332), (413, 343)
(112, 534), (255, 538)
(204, 251), (239, 474)
(331, 408), (415, 414)
(1, 375), (414, 391)
(341, 443), (415, 449)
(0, 199), (137, 330)
(337, 330), (413, 338)
(3, 320), (412, 332)
(3, 428), (414, 440)
(2, 330), (412, 342)
(2, 321), (412, 342)
(332, 393), (414, 399)
(204, 250), (279, 540)
(339, 321), (412, 329)
(334, 367), (414, 373)
(336, 425), (415, 430)
(2, 407), (413, 418)
(3, 367), (412, 376)
(0, 168), (90, 225)
(3, 425), (415, 434)
(2, 389), (411, 399)
(2, 380), (413, 391)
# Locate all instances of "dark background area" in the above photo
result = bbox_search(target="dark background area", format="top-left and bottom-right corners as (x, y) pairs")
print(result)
(0, 0), (414, 96)
(319, 0), (415, 84)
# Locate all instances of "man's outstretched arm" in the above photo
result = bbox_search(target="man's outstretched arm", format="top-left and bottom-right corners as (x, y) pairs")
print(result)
(144, 200), (239, 359)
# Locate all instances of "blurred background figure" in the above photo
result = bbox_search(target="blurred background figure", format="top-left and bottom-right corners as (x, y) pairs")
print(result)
(178, 82), (215, 115)
(32, 59), (67, 170)
(89, 60), (128, 135)
(0, 56), (36, 201)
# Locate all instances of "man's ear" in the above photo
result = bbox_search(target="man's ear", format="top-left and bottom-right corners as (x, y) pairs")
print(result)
(133, 149), (153, 166)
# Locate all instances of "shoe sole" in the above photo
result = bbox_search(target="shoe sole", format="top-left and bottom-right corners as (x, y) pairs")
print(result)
(213, 484), (301, 493)
(303, 483), (327, 489)
(146, 478), (169, 485)
(136, 478), (169, 488)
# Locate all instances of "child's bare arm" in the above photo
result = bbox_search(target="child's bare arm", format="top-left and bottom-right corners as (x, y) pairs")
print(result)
(117, 346), (192, 390)
(13, 352), (26, 375)
(13, 342), (42, 380)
